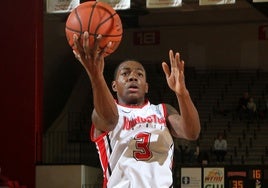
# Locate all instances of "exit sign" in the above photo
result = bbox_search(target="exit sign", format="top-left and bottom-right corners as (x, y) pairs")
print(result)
(133, 31), (160, 45)
(259, 25), (268, 40)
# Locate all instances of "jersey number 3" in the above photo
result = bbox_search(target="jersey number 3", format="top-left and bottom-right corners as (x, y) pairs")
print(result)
(133, 132), (152, 161)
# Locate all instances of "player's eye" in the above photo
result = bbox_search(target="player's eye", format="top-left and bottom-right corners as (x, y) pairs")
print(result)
(138, 72), (144, 77)
(121, 72), (129, 76)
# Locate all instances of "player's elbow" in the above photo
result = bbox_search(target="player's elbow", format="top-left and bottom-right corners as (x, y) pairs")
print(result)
(187, 127), (201, 141)
(187, 133), (199, 141)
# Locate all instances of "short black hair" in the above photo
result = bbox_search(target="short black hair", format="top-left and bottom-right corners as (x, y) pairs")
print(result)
(113, 59), (146, 80)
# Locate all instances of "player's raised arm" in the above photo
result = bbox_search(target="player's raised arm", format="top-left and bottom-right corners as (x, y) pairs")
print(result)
(162, 50), (200, 140)
(65, 2), (123, 133)
(73, 32), (118, 132)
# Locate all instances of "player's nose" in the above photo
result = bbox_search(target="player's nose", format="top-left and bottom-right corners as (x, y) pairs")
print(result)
(128, 72), (138, 81)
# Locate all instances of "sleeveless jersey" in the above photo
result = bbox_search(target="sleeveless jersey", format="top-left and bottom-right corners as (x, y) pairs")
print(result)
(91, 101), (174, 188)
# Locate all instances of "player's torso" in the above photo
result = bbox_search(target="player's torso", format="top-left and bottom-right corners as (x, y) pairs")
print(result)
(107, 102), (174, 188)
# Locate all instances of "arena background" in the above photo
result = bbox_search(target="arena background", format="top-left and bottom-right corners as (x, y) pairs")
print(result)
(0, 0), (268, 188)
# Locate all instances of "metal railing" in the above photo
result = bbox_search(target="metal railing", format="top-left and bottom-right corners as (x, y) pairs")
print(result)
(42, 131), (100, 167)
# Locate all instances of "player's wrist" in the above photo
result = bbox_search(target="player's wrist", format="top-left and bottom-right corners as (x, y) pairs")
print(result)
(176, 89), (190, 98)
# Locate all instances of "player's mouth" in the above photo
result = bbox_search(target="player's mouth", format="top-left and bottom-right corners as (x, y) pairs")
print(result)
(127, 84), (139, 92)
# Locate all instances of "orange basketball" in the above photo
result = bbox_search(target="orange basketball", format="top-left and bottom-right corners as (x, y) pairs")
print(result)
(65, 1), (123, 57)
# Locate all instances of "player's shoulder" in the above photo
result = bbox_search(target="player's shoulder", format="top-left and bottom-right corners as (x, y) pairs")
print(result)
(164, 103), (179, 116)
(148, 102), (178, 117)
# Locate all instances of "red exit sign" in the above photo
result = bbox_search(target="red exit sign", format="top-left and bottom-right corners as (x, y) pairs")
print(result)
(259, 25), (268, 40)
(133, 31), (160, 45)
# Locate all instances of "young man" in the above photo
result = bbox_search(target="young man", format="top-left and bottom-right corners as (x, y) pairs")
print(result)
(213, 133), (227, 163)
(73, 32), (200, 188)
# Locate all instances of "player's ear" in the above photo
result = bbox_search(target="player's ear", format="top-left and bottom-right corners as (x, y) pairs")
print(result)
(145, 82), (148, 94)
(112, 81), (117, 92)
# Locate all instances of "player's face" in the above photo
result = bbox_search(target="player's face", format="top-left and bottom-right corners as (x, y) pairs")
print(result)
(112, 61), (148, 106)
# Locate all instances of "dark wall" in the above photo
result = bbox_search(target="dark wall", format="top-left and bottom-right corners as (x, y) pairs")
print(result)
(0, 1), (43, 188)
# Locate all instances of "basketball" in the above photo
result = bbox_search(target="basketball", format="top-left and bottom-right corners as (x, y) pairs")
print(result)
(65, 1), (123, 57)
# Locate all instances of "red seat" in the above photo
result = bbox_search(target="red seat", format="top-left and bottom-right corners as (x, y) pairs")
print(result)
(13, 181), (20, 188)
(7, 180), (15, 188)
(7, 180), (21, 188)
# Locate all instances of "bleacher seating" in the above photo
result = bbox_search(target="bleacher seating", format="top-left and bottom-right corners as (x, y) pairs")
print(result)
(183, 68), (268, 165)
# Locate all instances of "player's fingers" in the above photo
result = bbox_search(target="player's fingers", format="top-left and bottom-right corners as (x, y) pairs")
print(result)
(93, 34), (102, 55)
(169, 50), (176, 69)
(73, 50), (82, 62)
(162, 62), (171, 78)
(180, 60), (185, 73)
(73, 34), (82, 51)
(83, 31), (90, 53)
(175, 52), (184, 72)
(100, 41), (112, 57)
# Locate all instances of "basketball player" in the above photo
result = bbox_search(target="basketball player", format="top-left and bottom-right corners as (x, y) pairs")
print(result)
(73, 32), (201, 188)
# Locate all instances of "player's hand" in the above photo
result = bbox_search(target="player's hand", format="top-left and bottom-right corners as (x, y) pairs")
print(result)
(162, 50), (188, 96)
(72, 31), (111, 78)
